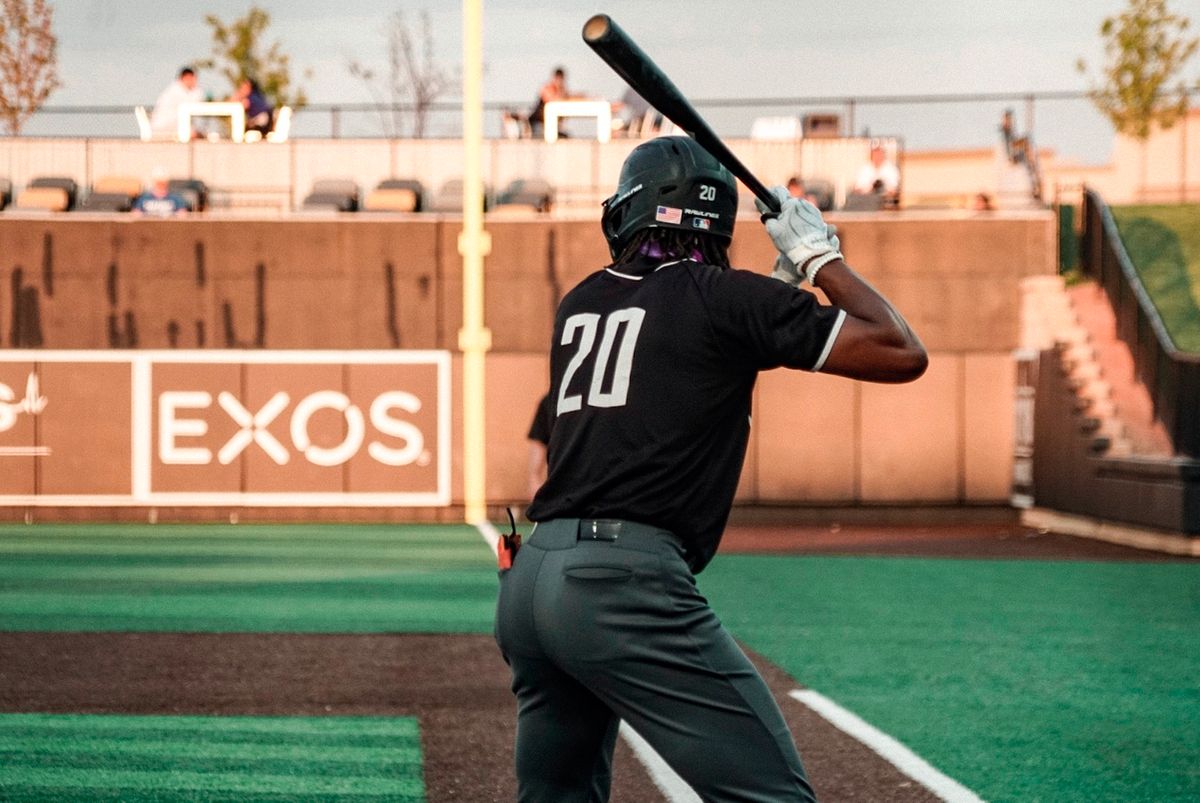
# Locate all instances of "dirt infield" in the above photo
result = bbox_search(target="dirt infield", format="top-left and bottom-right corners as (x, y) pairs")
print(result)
(1, 525), (1192, 801)
(724, 521), (1199, 561)
(0, 632), (939, 802)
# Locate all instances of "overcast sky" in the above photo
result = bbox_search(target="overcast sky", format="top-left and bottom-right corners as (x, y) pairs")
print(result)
(45, 0), (1200, 163)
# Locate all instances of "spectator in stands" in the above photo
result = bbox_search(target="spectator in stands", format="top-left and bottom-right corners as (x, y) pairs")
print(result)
(150, 67), (206, 139)
(786, 176), (818, 205)
(972, 192), (995, 211)
(1000, 109), (1028, 164)
(132, 168), (190, 218)
(231, 77), (274, 136)
(853, 142), (900, 198)
(614, 87), (662, 137)
(528, 66), (571, 138)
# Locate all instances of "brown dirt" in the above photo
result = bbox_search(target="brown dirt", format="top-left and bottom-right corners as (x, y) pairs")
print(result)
(724, 521), (1198, 561)
(1, 524), (1190, 802)
(0, 631), (940, 802)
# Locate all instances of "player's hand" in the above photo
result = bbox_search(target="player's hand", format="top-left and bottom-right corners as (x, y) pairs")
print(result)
(769, 253), (803, 286)
(756, 186), (843, 280)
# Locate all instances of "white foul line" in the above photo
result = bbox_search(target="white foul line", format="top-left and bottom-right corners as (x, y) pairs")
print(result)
(473, 520), (699, 803)
(789, 689), (986, 803)
(474, 519), (501, 553)
(618, 722), (700, 803)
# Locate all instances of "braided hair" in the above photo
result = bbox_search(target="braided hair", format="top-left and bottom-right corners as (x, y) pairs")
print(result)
(610, 228), (731, 270)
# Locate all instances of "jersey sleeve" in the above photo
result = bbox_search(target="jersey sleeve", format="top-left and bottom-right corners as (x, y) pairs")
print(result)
(526, 393), (553, 445)
(698, 267), (846, 372)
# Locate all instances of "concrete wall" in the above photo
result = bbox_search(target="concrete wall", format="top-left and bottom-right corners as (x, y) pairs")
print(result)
(0, 212), (1055, 509)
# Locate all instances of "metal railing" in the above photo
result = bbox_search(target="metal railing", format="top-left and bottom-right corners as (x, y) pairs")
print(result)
(1080, 188), (1200, 457)
(7, 90), (1133, 156)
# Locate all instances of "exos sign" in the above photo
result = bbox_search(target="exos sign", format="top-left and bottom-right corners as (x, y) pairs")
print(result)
(0, 351), (450, 506)
(159, 389), (429, 468)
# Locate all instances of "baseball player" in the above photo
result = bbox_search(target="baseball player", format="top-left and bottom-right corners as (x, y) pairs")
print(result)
(495, 135), (927, 802)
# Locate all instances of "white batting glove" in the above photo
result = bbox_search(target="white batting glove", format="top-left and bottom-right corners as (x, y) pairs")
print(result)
(756, 186), (843, 283)
(769, 253), (802, 286)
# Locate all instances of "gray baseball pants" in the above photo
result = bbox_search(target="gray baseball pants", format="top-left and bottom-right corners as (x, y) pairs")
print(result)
(494, 517), (816, 802)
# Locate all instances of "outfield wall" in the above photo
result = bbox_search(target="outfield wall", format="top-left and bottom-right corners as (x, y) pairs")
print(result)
(0, 212), (1055, 514)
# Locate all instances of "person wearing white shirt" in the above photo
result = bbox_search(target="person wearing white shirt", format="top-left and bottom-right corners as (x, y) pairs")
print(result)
(150, 67), (205, 138)
(853, 143), (900, 196)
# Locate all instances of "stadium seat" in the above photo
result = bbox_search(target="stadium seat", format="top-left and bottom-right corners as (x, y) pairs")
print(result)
(92, 176), (143, 197)
(305, 178), (359, 212)
(266, 106), (292, 143)
(376, 178), (425, 207)
(167, 179), (208, 212)
(15, 186), (69, 212)
(495, 178), (554, 212)
(29, 176), (78, 210)
(426, 179), (491, 213)
(363, 188), (419, 213)
(0, 178), (11, 210)
(363, 179), (424, 212)
(134, 105), (153, 141)
(804, 178), (835, 212)
(77, 192), (134, 213)
(842, 192), (885, 212)
(300, 192), (357, 212)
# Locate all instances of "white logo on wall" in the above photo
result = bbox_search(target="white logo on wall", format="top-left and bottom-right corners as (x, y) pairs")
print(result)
(158, 389), (430, 467)
(0, 374), (50, 457)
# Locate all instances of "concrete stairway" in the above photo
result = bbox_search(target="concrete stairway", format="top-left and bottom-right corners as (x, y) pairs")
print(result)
(1020, 276), (1173, 459)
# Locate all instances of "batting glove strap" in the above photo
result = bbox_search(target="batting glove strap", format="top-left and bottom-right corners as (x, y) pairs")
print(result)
(804, 250), (842, 284)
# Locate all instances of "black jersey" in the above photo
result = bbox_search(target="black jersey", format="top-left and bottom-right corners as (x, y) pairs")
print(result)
(527, 255), (845, 573)
(527, 393), (553, 447)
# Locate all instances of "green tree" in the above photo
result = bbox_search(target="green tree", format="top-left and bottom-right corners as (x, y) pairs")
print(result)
(197, 5), (308, 110)
(0, 0), (61, 135)
(1077, 0), (1198, 140)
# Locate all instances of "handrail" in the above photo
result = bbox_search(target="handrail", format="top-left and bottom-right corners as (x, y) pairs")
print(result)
(1080, 187), (1200, 457)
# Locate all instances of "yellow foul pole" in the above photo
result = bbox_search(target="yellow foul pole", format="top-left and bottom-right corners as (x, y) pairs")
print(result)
(460, 0), (491, 523)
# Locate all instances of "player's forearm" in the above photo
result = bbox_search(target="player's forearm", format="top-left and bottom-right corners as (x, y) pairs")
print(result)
(813, 259), (928, 382)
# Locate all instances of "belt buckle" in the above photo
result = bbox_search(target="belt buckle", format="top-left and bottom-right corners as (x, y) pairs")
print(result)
(581, 519), (619, 542)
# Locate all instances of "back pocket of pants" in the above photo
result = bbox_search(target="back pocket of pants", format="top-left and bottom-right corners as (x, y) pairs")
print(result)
(564, 566), (633, 582)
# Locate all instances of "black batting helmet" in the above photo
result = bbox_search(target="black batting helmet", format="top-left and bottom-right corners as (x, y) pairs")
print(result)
(601, 136), (737, 260)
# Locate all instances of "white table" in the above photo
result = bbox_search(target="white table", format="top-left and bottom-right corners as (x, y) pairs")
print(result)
(178, 101), (246, 143)
(543, 100), (612, 143)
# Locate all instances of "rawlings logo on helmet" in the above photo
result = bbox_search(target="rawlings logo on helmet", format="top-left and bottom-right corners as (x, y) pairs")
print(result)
(601, 136), (737, 260)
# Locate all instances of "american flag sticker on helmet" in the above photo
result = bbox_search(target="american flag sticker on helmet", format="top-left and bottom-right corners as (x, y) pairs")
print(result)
(655, 205), (682, 224)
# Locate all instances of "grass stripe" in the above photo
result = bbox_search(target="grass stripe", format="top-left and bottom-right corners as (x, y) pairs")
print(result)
(0, 523), (499, 633)
(0, 738), (421, 763)
(1, 752), (420, 777)
(0, 791), (411, 803)
(0, 714), (425, 801)
(0, 714), (418, 737)
(0, 767), (425, 797)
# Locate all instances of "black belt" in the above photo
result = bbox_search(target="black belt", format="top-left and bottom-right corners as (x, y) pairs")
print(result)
(576, 518), (671, 543)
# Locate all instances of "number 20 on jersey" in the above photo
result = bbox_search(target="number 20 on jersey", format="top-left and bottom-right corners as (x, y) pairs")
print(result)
(556, 307), (646, 415)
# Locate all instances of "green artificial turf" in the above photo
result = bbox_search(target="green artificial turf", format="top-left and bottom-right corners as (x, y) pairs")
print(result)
(0, 713), (424, 801)
(1111, 204), (1200, 352)
(0, 524), (497, 633)
(700, 555), (1200, 803)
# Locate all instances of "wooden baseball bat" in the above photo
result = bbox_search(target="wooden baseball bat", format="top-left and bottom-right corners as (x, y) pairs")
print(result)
(582, 13), (781, 215)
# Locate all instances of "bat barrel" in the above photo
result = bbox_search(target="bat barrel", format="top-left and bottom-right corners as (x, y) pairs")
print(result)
(582, 14), (781, 214)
